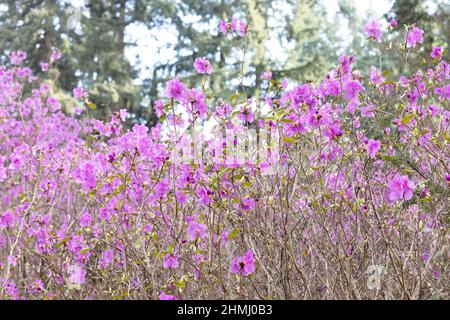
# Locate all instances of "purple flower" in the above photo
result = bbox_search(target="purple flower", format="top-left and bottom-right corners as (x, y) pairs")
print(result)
(428, 104), (440, 116)
(194, 57), (212, 75)
(183, 88), (208, 119)
(361, 104), (375, 118)
(154, 99), (165, 117)
(40, 62), (49, 72)
(163, 253), (179, 269)
(241, 197), (256, 211)
(390, 19), (398, 28)
(10, 50), (27, 65)
(0, 210), (14, 228)
(323, 123), (343, 142)
(51, 49), (62, 61)
(73, 87), (84, 99)
(237, 106), (254, 123)
(159, 292), (178, 300)
(231, 250), (255, 276)
(367, 139), (381, 158)
(68, 264), (86, 286)
(387, 175), (415, 202)
(364, 20), (382, 42)
(98, 208), (110, 221)
(197, 187), (212, 206)
(79, 212), (92, 227)
(237, 20), (248, 37)
(187, 221), (207, 241)
(406, 26), (424, 48)
(99, 249), (114, 269)
(165, 78), (185, 100)
(421, 251), (429, 262)
(430, 46), (442, 59)
(262, 71), (272, 80)
(119, 109), (128, 121)
(219, 20), (228, 35)
(29, 279), (44, 293)
(344, 80), (364, 100)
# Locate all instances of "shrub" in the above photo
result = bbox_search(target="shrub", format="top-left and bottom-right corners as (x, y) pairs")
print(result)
(0, 19), (448, 300)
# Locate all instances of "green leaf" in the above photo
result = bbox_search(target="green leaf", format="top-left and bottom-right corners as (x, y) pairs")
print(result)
(55, 236), (72, 248)
(87, 101), (97, 110)
(79, 247), (93, 254)
(228, 229), (240, 240)
(401, 114), (414, 125)
(282, 136), (295, 143)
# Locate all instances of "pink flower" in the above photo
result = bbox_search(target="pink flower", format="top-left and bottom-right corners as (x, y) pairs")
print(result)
(29, 279), (44, 293)
(0, 211), (14, 228)
(364, 20), (382, 42)
(98, 208), (110, 221)
(40, 62), (49, 72)
(406, 26), (424, 48)
(51, 49), (62, 61)
(262, 71), (272, 80)
(361, 104), (375, 118)
(154, 99), (165, 117)
(79, 212), (92, 227)
(428, 104), (440, 116)
(219, 20), (228, 35)
(165, 78), (185, 100)
(163, 254), (179, 269)
(175, 190), (188, 204)
(241, 197), (256, 211)
(367, 139), (381, 158)
(194, 57), (212, 75)
(142, 224), (153, 235)
(47, 96), (61, 112)
(68, 264), (86, 286)
(430, 46), (442, 59)
(159, 292), (178, 300)
(237, 20), (248, 37)
(99, 249), (114, 269)
(197, 187), (212, 206)
(10, 50), (27, 65)
(187, 221), (207, 241)
(231, 250), (255, 276)
(119, 108), (128, 121)
(73, 87), (84, 99)
(323, 123), (343, 142)
(237, 106), (254, 123)
(387, 175), (415, 202)
(344, 80), (364, 100)
(390, 19), (398, 28)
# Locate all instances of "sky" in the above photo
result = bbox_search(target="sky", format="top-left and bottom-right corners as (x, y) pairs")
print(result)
(63, 0), (394, 82)
(123, 0), (394, 83)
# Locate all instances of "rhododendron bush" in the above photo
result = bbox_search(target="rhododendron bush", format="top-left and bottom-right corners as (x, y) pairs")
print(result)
(0, 19), (449, 300)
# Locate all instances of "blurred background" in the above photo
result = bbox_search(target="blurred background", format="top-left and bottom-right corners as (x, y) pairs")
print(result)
(0, 0), (448, 126)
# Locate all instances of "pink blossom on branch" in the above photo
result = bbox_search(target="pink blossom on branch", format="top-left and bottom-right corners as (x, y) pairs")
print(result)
(430, 46), (442, 59)
(367, 139), (381, 158)
(387, 175), (415, 202)
(231, 250), (255, 276)
(194, 57), (212, 75)
(364, 20), (382, 42)
(406, 26), (424, 48)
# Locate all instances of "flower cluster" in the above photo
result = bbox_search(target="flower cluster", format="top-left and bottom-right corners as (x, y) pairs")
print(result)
(219, 18), (248, 37)
(0, 18), (448, 300)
